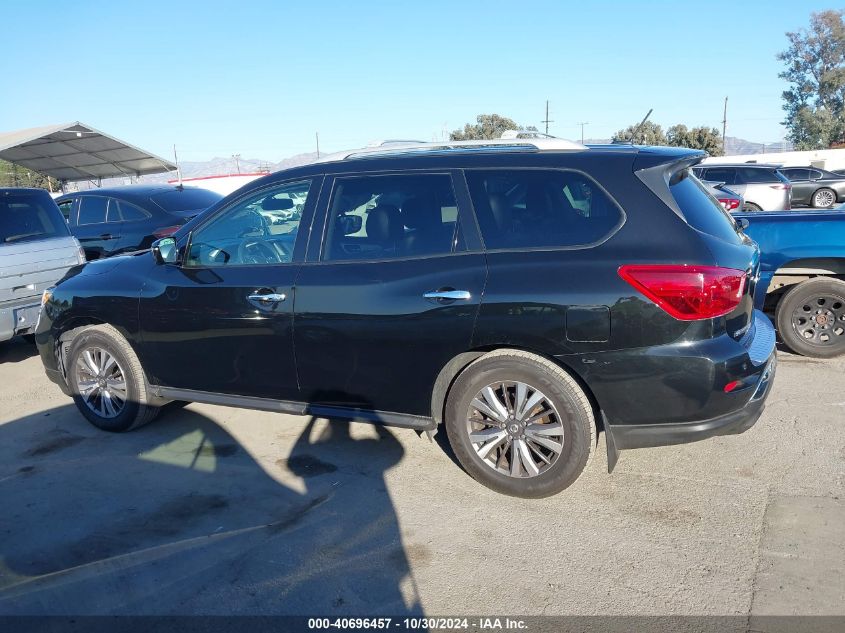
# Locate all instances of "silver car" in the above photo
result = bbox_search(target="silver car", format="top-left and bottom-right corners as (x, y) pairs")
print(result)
(693, 164), (792, 211)
(1, 188), (85, 343)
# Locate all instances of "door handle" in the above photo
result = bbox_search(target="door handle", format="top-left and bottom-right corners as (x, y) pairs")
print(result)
(423, 289), (471, 301)
(99, 234), (115, 240)
(248, 292), (286, 303)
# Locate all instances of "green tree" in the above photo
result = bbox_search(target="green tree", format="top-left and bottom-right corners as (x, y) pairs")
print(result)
(611, 121), (667, 145)
(0, 159), (60, 191)
(667, 124), (724, 156)
(450, 114), (522, 140)
(777, 9), (845, 149)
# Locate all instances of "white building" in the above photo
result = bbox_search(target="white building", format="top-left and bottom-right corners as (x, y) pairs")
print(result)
(703, 148), (845, 171)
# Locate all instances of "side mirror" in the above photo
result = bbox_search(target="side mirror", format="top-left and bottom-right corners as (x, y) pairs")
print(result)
(337, 214), (363, 236)
(152, 237), (178, 264)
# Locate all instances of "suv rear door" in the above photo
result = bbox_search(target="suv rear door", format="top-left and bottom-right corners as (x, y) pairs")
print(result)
(293, 170), (486, 419)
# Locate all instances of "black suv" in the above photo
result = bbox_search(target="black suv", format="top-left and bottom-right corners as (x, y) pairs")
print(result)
(36, 140), (777, 497)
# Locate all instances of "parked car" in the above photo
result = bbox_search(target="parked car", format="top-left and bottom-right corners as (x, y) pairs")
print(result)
(701, 179), (743, 212)
(1, 188), (85, 343)
(733, 208), (845, 358)
(692, 164), (791, 211)
(778, 167), (845, 209)
(37, 140), (776, 497)
(55, 185), (222, 260)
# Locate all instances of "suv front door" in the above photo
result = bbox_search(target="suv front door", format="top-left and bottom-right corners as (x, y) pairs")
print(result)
(138, 177), (321, 401)
(293, 170), (486, 419)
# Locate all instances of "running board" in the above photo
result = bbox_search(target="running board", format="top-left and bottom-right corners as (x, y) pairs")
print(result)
(152, 386), (436, 431)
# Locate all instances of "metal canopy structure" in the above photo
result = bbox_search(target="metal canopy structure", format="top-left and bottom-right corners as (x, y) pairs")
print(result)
(0, 121), (176, 183)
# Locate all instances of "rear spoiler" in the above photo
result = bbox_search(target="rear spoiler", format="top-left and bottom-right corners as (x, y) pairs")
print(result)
(634, 150), (707, 221)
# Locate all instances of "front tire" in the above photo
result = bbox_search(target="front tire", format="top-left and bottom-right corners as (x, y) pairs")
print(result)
(67, 324), (160, 431)
(444, 350), (595, 498)
(812, 188), (837, 209)
(775, 278), (845, 358)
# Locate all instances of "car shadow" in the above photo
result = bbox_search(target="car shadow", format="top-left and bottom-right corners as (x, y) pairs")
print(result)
(0, 337), (39, 364)
(0, 402), (424, 616)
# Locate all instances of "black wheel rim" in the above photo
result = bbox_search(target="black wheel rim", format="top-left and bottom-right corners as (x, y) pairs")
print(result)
(790, 294), (845, 347)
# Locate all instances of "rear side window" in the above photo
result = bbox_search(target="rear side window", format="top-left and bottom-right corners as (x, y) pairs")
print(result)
(323, 174), (462, 261)
(737, 167), (778, 184)
(701, 167), (736, 184)
(1, 190), (71, 244)
(151, 188), (222, 213)
(672, 171), (740, 243)
(782, 168), (809, 180)
(78, 196), (109, 225)
(465, 169), (623, 250)
(118, 201), (149, 221)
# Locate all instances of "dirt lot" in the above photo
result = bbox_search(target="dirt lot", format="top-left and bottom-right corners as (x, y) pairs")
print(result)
(0, 338), (842, 618)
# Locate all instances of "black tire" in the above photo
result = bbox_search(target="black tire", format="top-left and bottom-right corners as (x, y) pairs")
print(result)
(444, 349), (595, 498)
(21, 334), (36, 344)
(811, 188), (837, 209)
(742, 202), (762, 212)
(775, 278), (845, 358)
(66, 324), (160, 431)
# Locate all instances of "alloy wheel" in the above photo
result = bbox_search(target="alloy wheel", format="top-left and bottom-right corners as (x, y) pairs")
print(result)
(813, 190), (835, 208)
(74, 346), (128, 419)
(465, 381), (564, 478)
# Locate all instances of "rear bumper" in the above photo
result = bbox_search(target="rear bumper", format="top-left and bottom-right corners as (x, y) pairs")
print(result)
(606, 351), (775, 453)
(0, 298), (40, 342)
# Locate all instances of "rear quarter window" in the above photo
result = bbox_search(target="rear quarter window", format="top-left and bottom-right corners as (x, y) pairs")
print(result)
(465, 169), (624, 250)
(671, 172), (741, 243)
(1, 190), (71, 245)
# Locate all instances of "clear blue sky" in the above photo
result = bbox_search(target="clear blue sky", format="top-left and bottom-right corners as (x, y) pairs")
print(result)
(1, 0), (836, 162)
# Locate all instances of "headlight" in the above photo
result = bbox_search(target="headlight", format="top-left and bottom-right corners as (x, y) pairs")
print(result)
(41, 288), (53, 307)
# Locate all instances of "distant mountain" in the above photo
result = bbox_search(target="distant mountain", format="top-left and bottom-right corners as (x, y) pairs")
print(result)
(143, 152), (322, 183)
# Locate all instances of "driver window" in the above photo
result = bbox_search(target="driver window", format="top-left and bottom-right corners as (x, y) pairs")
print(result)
(185, 180), (311, 267)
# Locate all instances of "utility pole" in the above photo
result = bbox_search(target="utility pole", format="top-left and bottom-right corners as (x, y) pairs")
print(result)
(315, 132), (320, 159)
(722, 96), (728, 155)
(541, 100), (554, 135)
(578, 122), (589, 144)
(231, 153), (241, 174)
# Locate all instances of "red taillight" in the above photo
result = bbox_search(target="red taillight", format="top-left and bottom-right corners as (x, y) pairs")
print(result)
(618, 265), (747, 321)
(153, 225), (180, 238)
(723, 380), (741, 393)
(719, 198), (741, 211)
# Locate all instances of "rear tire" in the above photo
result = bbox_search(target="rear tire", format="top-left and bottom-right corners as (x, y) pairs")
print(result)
(775, 278), (845, 358)
(444, 350), (595, 498)
(811, 188), (836, 209)
(67, 324), (160, 431)
(742, 202), (762, 212)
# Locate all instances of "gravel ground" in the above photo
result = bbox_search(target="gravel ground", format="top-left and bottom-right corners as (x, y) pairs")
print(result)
(0, 337), (842, 619)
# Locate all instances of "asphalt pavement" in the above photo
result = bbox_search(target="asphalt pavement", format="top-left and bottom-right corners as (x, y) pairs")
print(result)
(0, 337), (842, 620)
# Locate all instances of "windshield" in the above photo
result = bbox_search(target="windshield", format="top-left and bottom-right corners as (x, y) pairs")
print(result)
(1, 190), (71, 245)
(150, 188), (222, 213)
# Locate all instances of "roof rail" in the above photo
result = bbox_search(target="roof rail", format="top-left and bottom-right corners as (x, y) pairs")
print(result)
(315, 138), (587, 163)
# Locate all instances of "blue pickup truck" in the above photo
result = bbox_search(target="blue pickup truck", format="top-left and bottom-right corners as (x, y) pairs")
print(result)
(734, 209), (845, 358)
